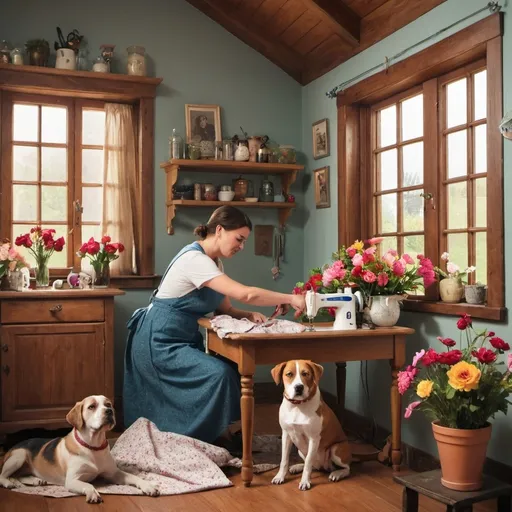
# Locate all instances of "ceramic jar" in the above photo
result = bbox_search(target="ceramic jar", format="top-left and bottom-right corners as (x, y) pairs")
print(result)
(369, 295), (402, 327)
(464, 284), (487, 304)
(127, 45), (146, 76)
(55, 48), (76, 70)
(439, 277), (464, 303)
(234, 140), (249, 162)
(234, 176), (248, 200)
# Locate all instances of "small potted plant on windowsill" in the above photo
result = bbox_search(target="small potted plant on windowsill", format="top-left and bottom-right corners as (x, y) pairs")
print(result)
(24, 38), (50, 67)
(435, 252), (476, 303)
(464, 282), (487, 305)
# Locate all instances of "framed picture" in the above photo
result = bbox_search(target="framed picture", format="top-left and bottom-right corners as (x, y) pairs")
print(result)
(314, 166), (330, 209)
(312, 118), (330, 159)
(185, 104), (222, 144)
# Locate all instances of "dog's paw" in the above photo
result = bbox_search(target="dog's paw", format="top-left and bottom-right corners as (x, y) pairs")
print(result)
(85, 488), (102, 504)
(271, 473), (286, 485)
(298, 479), (311, 491)
(329, 468), (350, 482)
(289, 464), (304, 474)
(18, 476), (47, 486)
(0, 477), (16, 489)
(139, 481), (159, 497)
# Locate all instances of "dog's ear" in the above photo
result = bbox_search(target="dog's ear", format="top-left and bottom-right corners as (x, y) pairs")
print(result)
(308, 361), (324, 384)
(66, 401), (84, 430)
(271, 362), (287, 385)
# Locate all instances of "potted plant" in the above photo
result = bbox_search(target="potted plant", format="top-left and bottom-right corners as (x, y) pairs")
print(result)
(400, 314), (512, 491)
(293, 238), (437, 327)
(435, 252), (476, 303)
(24, 39), (50, 66)
(464, 281), (487, 305)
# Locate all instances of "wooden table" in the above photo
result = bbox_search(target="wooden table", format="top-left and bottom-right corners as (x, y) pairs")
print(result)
(198, 319), (415, 486)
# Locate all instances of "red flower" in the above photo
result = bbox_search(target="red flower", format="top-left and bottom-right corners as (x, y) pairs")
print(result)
(293, 286), (304, 295)
(86, 237), (100, 255)
(421, 348), (439, 366)
(377, 272), (389, 287)
(487, 331), (495, 337)
(362, 251), (375, 264)
(437, 350), (463, 365)
(351, 266), (362, 277)
(489, 337), (510, 351)
(457, 314), (472, 330)
(105, 243), (117, 254)
(307, 273), (323, 291)
(362, 270), (377, 283)
(327, 307), (336, 317)
(101, 235), (111, 244)
(346, 247), (356, 258)
(118, 243), (125, 253)
(437, 336), (456, 347)
(79, 242), (88, 255)
(392, 260), (405, 276)
(15, 234), (32, 248)
(472, 347), (497, 364)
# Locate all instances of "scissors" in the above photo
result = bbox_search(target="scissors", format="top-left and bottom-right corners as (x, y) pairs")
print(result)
(55, 27), (83, 51)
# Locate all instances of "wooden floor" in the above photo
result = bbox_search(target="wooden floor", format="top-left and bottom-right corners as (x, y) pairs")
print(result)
(0, 404), (497, 512)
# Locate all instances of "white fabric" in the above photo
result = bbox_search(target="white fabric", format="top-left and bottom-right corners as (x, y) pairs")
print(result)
(156, 251), (223, 299)
(210, 314), (306, 338)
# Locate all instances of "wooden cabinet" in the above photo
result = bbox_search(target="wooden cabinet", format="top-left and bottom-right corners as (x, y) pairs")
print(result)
(0, 288), (124, 433)
(161, 159), (303, 234)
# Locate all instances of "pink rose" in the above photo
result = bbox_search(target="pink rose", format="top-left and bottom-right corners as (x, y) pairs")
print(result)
(412, 349), (425, 367)
(346, 247), (356, 258)
(392, 260), (405, 276)
(377, 272), (389, 287)
(362, 270), (377, 283)
(383, 252), (396, 267)
(404, 401), (421, 419)
(447, 262), (459, 274)
(402, 253), (414, 265)
(352, 254), (363, 267)
(367, 237), (384, 245)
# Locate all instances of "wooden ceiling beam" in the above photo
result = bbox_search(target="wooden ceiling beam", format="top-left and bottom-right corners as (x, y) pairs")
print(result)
(306, 0), (360, 46)
(185, 0), (305, 83)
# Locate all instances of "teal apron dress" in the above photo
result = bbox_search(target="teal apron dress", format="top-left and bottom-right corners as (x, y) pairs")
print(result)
(123, 242), (241, 443)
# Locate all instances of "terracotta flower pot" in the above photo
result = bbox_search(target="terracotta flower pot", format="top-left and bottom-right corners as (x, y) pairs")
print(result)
(432, 421), (491, 491)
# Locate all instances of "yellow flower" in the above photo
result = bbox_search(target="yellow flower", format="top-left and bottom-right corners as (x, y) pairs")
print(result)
(350, 240), (364, 251)
(416, 380), (434, 398)
(447, 361), (481, 392)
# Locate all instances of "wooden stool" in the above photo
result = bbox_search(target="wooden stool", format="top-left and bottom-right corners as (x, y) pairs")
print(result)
(394, 470), (512, 511)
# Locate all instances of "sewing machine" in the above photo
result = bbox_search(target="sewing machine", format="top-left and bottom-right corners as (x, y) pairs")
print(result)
(305, 287), (363, 330)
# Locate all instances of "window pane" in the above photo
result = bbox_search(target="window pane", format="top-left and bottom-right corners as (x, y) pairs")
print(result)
(13, 145), (38, 181)
(42, 185), (67, 222)
(402, 142), (423, 187)
(42, 106), (67, 144)
(82, 110), (106, 145)
(447, 130), (467, 178)
(13, 104), (39, 142)
(378, 105), (396, 147)
(42, 147), (67, 182)
(379, 193), (397, 233)
(474, 70), (487, 121)
(82, 186), (103, 222)
(447, 182), (467, 229)
(379, 149), (397, 191)
(82, 149), (104, 184)
(401, 94), (423, 141)
(380, 236), (397, 255)
(475, 232), (487, 285)
(446, 78), (467, 128)
(13, 184), (38, 222)
(474, 124), (486, 174)
(474, 178), (486, 228)
(404, 235), (424, 260)
(447, 233), (468, 271)
(403, 190), (424, 232)
(43, 224), (68, 268)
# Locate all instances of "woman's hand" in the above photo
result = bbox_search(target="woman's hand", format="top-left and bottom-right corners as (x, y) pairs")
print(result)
(246, 311), (267, 323)
(290, 294), (306, 318)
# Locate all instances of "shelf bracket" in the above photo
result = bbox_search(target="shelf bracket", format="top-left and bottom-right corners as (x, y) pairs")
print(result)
(165, 165), (179, 235)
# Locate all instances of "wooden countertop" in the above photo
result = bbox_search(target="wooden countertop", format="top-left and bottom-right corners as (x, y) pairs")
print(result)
(0, 288), (125, 299)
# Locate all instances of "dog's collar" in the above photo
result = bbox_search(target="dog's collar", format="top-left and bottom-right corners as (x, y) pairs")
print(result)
(74, 429), (109, 451)
(283, 392), (314, 405)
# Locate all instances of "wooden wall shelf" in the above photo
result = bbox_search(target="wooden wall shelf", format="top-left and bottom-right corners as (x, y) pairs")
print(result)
(160, 159), (303, 235)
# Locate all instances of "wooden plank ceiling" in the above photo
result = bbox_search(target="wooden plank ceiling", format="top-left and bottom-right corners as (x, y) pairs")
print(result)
(185, 0), (446, 85)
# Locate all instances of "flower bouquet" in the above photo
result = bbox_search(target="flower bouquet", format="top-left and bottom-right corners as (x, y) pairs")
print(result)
(77, 235), (124, 288)
(15, 227), (65, 288)
(0, 239), (29, 290)
(399, 314), (512, 490)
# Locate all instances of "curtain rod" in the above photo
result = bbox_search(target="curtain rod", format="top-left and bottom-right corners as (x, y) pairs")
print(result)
(325, 1), (501, 99)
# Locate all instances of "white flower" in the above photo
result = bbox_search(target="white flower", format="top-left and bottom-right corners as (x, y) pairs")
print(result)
(447, 262), (459, 274)
(441, 252), (450, 261)
(466, 266), (476, 273)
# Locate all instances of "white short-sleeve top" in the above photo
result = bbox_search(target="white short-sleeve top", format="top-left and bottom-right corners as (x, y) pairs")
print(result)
(155, 250), (224, 299)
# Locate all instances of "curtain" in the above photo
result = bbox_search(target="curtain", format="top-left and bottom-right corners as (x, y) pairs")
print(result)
(102, 103), (138, 275)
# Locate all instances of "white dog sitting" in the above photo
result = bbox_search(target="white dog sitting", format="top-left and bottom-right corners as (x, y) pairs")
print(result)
(271, 360), (352, 491)
(0, 395), (159, 503)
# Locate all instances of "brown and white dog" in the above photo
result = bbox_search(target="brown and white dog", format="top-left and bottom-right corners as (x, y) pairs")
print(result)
(0, 395), (159, 503)
(271, 360), (352, 491)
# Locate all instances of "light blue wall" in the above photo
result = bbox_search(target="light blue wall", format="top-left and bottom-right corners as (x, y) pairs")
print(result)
(0, 0), (303, 388)
(302, 0), (512, 465)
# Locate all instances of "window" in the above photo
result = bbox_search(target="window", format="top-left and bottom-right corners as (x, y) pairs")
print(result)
(336, 14), (504, 320)
(0, 66), (161, 288)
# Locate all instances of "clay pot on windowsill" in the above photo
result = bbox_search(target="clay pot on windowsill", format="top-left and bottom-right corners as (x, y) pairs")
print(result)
(439, 277), (464, 303)
(464, 284), (487, 304)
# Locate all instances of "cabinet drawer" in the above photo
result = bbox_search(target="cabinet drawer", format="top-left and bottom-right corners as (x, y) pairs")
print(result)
(1, 299), (104, 324)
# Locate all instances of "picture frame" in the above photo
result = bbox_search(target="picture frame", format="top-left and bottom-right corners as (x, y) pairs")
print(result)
(313, 166), (330, 209)
(185, 104), (222, 144)
(312, 118), (330, 159)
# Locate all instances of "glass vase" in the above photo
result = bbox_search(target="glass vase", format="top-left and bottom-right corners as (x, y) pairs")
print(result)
(35, 261), (50, 288)
(92, 263), (110, 288)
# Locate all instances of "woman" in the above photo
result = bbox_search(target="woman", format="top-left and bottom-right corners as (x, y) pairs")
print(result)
(123, 206), (305, 446)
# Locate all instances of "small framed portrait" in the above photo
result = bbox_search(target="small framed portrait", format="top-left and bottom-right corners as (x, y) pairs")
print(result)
(313, 166), (330, 209)
(185, 104), (222, 144)
(312, 118), (330, 160)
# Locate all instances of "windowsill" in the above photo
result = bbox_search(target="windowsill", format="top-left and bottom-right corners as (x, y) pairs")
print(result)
(48, 274), (161, 290)
(403, 299), (507, 322)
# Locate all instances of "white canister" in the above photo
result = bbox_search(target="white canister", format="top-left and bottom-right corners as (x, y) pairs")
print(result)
(55, 48), (76, 70)
(126, 45), (146, 76)
(92, 57), (109, 73)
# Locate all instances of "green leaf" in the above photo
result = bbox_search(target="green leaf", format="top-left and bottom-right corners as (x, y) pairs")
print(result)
(469, 404), (480, 412)
(446, 386), (456, 400)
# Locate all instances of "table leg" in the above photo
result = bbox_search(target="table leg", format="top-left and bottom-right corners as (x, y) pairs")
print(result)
(402, 488), (418, 512)
(391, 335), (406, 471)
(335, 362), (347, 412)
(241, 374), (254, 487)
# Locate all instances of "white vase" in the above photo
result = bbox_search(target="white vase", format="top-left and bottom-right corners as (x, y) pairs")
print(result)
(439, 277), (464, 303)
(55, 48), (76, 70)
(369, 295), (402, 327)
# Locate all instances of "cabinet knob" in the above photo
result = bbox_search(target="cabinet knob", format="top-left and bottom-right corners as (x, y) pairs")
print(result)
(1, 344), (7, 352)
(49, 304), (63, 313)
(2, 365), (9, 375)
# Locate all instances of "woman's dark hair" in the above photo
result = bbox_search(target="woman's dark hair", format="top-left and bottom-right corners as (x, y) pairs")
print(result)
(194, 206), (252, 239)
